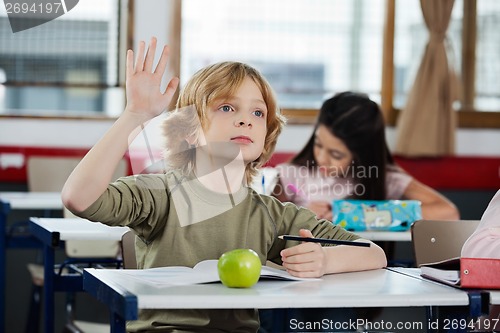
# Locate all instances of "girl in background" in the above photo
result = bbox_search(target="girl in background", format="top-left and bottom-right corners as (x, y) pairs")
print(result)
(273, 91), (459, 221)
(264, 91), (459, 333)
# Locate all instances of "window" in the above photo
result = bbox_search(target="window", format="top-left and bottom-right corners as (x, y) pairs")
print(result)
(2, 0), (499, 125)
(181, 0), (500, 127)
(0, 0), (127, 116)
(393, 0), (463, 109)
(181, 0), (385, 109)
(476, 0), (500, 111)
(392, 0), (500, 120)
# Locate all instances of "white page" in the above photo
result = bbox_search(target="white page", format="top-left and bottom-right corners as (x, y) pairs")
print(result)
(121, 266), (201, 286)
(121, 260), (316, 287)
(420, 266), (460, 284)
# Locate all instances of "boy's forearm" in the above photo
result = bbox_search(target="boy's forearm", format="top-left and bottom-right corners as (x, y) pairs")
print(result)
(62, 110), (148, 213)
(323, 240), (387, 274)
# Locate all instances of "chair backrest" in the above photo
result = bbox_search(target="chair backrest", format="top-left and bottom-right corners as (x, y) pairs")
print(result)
(27, 156), (128, 192)
(28, 156), (81, 192)
(411, 219), (480, 266)
(27, 156), (129, 258)
(120, 230), (137, 269)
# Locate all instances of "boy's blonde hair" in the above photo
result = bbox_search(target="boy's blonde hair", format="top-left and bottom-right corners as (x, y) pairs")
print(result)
(162, 61), (286, 183)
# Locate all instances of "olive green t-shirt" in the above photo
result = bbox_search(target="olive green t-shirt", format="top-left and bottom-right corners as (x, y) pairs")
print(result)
(78, 170), (360, 332)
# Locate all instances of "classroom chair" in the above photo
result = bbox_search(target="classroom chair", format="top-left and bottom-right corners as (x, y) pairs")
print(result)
(411, 219), (480, 267)
(411, 219), (500, 331)
(120, 230), (137, 270)
(25, 156), (128, 333)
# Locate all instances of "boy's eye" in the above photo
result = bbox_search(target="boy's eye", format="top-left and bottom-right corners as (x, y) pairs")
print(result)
(253, 110), (265, 118)
(219, 105), (233, 113)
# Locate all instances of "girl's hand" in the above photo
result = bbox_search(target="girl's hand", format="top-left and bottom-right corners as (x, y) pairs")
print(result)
(125, 37), (179, 121)
(280, 229), (327, 278)
(307, 201), (332, 221)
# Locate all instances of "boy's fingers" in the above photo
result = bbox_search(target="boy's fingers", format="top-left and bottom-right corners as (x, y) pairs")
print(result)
(143, 37), (157, 73)
(284, 260), (318, 272)
(281, 242), (316, 258)
(134, 41), (146, 72)
(154, 45), (170, 75)
(168, 77), (180, 95)
(287, 269), (322, 279)
(126, 49), (134, 77)
(281, 230), (317, 258)
(299, 229), (313, 239)
(282, 250), (317, 264)
(160, 77), (179, 105)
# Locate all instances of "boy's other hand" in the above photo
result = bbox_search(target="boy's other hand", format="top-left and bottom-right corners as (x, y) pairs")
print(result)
(280, 229), (327, 278)
(125, 37), (179, 121)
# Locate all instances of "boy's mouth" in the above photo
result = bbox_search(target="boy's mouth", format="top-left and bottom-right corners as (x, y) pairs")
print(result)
(230, 136), (253, 144)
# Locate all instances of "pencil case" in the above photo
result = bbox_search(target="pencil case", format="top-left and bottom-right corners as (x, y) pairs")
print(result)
(332, 199), (422, 231)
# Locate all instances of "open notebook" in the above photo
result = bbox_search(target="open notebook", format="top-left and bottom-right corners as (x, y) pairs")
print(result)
(121, 260), (313, 287)
(420, 257), (500, 289)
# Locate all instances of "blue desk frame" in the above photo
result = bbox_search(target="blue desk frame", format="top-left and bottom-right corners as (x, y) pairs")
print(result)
(84, 270), (138, 332)
(29, 217), (127, 333)
(0, 193), (59, 333)
(30, 220), (82, 333)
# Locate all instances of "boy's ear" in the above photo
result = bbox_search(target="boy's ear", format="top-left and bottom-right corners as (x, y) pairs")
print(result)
(186, 128), (207, 147)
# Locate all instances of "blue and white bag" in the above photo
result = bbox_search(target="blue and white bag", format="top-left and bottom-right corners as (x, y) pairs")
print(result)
(332, 199), (422, 231)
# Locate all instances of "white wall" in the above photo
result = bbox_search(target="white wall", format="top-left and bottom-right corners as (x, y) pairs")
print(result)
(133, 0), (171, 46)
(1, 117), (499, 155)
(133, 0), (176, 89)
(276, 124), (500, 156)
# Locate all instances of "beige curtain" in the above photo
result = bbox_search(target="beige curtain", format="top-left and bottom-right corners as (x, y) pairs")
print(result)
(394, 0), (459, 157)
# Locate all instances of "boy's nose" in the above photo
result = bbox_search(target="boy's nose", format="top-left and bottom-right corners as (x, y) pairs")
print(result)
(234, 120), (252, 127)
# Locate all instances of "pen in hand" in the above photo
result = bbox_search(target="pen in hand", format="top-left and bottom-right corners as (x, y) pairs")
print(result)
(278, 235), (370, 247)
(261, 175), (265, 194)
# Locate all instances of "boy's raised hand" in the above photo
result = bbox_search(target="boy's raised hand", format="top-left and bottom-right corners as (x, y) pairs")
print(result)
(125, 37), (179, 120)
(280, 229), (327, 278)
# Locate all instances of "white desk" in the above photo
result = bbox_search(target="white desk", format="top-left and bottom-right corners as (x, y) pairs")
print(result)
(388, 267), (494, 320)
(356, 230), (411, 242)
(0, 191), (63, 332)
(29, 217), (129, 333)
(387, 266), (421, 279)
(83, 267), (471, 333)
(490, 291), (500, 305)
(0, 191), (63, 210)
(31, 217), (130, 242)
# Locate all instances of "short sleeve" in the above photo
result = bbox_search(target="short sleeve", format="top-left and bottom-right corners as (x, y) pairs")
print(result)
(461, 190), (500, 258)
(385, 166), (413, 199)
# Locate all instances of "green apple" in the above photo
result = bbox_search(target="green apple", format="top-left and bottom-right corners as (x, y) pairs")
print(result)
(217, 249), (262, 288)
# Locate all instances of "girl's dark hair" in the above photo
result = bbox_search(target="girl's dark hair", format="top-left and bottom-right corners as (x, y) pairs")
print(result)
(291, 91), (394, 200)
